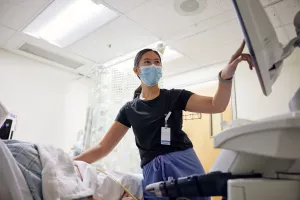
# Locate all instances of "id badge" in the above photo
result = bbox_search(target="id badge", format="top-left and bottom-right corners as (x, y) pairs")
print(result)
(161, 127), (171, 145)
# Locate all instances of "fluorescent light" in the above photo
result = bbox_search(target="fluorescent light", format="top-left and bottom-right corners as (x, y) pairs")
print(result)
(162, 47), (183, 63)
(23, 0), (118, 47)
(146, 42), (183, 62)
(103, 42), (183, 68)
(103, 51), (138, 68)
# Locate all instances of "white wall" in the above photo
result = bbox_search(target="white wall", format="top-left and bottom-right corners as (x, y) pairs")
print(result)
(164, 49), (300, 121)
(63, 78), (91, 150)
(0, 50), (90, 151)
(163, 62), (223, 89)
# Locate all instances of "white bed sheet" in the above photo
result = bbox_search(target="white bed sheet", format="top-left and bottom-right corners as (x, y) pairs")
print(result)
(37, 144), (93, 200)
(75, 161), (144, 200)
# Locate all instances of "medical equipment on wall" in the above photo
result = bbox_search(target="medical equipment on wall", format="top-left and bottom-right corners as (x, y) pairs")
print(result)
(146, 1), (300, 199)
(2, 114), (17, 140)
(183, 113), (202, 121)
(0, 101), (17, 140)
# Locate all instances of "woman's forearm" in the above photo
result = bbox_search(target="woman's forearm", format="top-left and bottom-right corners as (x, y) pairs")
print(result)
(211, 40), (253, 112)
(74, 144), (109, 164)
(212, 80), (232, 113)
(212, 70), (233, 112)
(74, 122), (129, 164)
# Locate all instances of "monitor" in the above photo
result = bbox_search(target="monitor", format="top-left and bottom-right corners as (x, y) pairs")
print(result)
(232, 0), (285, 96)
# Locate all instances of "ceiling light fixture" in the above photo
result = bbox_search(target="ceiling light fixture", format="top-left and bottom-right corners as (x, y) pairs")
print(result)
(23, 0), (118, 47)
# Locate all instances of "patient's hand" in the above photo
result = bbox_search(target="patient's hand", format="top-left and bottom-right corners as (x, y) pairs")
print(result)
(121, 192), (134, 200)
(88, 197), (102, 200)
(87, 194), (133, 200)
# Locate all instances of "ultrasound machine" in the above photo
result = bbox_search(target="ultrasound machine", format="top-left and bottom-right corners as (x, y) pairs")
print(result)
(146, 0), (300, 199)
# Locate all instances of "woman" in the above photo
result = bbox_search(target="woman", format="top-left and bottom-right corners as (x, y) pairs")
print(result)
(75, 41), (253, 200)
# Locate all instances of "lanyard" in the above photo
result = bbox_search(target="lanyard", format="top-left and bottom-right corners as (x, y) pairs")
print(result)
(165, 112), (172, 128)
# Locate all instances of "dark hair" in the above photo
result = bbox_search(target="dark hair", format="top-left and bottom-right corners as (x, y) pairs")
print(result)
(133, 49), (161, 99)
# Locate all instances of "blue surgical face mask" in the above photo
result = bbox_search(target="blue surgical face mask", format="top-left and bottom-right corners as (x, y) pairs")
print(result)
(138, 65), (162, 87)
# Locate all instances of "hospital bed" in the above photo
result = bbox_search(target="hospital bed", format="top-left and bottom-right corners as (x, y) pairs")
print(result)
(0, 99), (144, 200)
(2, 1), (300, 199)
(146, 1), (300, 200)
(0, 139), (144, 200)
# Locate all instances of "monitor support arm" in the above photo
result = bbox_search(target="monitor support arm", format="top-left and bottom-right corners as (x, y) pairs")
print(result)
(274, 11), (300, 113)
(276, 11), (300, 62)
(278, 35), (300, 63)
(271, 11), (300, 81)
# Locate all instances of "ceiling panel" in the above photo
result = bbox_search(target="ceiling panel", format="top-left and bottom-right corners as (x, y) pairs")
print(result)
(168, 19), (243, 68)
(0, 0), (53, 31)
(265, 6), (283, 28)
(216, 0), (234, 10)
(68, 16), (158, 63)
(0, 25), (15, 46)
(102, 0), (148, 14)
(163, 0), (290, 43)
(274, 0), (300, 25)
(283, 23), (297, 39)
(260, 0), (281, 6)
(275, 23), (298, 45)
(264, 0), (300, 29)
(164, 9), (237, 42)
(276, 26), (291, 44)
(127, 0), (233, 39)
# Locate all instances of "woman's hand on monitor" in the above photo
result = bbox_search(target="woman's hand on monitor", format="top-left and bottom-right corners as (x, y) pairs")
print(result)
(221, 40), (254, 80)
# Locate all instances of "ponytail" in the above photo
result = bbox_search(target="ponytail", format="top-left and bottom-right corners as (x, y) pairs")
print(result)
(133, 85), (142, 99)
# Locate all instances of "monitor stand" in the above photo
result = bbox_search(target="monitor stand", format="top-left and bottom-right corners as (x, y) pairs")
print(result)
(270, 11), (300, 81)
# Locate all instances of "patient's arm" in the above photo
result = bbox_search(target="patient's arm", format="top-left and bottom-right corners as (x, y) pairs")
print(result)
(74, 122), (129, 164)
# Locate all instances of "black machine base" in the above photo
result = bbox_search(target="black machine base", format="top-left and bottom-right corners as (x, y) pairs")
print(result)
(146, 172), (262, 199)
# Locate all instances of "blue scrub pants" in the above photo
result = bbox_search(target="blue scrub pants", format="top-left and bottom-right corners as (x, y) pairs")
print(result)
(142, 148), (210, 200)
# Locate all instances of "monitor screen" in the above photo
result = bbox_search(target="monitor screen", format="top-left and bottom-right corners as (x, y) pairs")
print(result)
(232, 0), (284, 96)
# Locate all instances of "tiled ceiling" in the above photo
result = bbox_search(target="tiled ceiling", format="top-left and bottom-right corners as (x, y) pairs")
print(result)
(168, 19), (243, 67)
(0, 0), (299, 76)
(0, 25), (15, 46)
(67, 16), (158, 63)
(126, 0), (234, 39)
(0, 0), (53, 31)
(101, 0), (148, 14)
